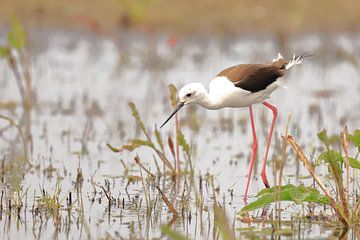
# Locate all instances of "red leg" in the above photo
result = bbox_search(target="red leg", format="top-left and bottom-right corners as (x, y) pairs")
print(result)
(261, 101), (278, 188)
(244, 105), (258, 202)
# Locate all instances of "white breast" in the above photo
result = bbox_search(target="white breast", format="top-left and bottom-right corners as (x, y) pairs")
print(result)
(208, 76), (281, 108)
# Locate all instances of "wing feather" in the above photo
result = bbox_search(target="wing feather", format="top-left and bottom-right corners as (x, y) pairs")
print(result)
(217, 61), (286, 92)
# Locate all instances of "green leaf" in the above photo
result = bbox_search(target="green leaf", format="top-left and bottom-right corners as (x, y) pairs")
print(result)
(154, 127), (164, 151)
(106, 143), (120, 152)
(160, 225), (188, 240)
(241, 184), (329, 213)
(177, 129), (190, 156)
(124, 139), (153, 151)
(256, 184), (295, 195)
(107, 139), (153, 153)
(317, 129), (329, 146)
(241, 192), (280, 213)
(128, 102), (147, 133)
(168, 84), (178, 108)
(317, 150), (343, 174)
(8, 17), (26, 49)
(349, 129), (360, 150)
(317, 129), (328, 143)
(349, 157), (360, 169)
(0, 46), (9, 57)
(327, 134), (341, 146)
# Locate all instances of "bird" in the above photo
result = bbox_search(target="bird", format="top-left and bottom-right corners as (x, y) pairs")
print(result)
(160, 53), (304, 202)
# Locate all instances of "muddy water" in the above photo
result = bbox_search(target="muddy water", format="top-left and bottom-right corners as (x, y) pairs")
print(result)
(0, 30), (359, 239)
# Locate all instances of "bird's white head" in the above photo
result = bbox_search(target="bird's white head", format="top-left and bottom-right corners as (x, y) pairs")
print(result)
(178, 82), (207, 105)
(160, 82), (208, 128)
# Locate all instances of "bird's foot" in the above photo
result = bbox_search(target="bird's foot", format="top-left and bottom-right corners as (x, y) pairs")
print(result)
(261, 172), (270, 188)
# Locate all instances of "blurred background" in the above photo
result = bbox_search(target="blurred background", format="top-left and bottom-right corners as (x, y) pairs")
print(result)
(1, 0), (360, 34)
(1, 1), (360, 239)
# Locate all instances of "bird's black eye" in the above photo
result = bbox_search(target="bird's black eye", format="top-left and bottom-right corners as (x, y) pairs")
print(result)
(186, 93), (192, 97)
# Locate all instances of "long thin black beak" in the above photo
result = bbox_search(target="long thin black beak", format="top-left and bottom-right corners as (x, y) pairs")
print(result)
(160, 102), (185, 128)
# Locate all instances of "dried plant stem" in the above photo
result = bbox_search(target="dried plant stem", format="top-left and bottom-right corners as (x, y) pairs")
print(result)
(8, 51), (33, 152)
(0, 190), (3, 221)
(329, 160), (350, 221)
(275, 113), (291, 227)
(355, 197), (360, 219)
(156, 185), (178, 225)
(0, 114), (29, 162)
(8, 53), (26, 106)
(19, 50), (33, 104)
(278, 113), (291, 186)
(341, 126), (350, 202)
(143, 131), (174, 172)
(210, 176), (235, 240)
(1, 156), (4, 184)
(168, 136), (176, 170)
(138, 162), (150, 212)
(129, 102), (174, 172)
(286, 135), (349, 225)
(175, 114), (180, 175)
(134, 156), (155, 179)
(76, 185), (91, 239)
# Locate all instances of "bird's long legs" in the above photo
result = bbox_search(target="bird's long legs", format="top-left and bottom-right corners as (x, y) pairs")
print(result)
(244, 105), (257, 202)
(261, 101), (278, 188)
(243, 102), (277, 202)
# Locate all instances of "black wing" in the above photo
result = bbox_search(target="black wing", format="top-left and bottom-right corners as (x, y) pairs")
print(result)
(234, 66), (284, 92)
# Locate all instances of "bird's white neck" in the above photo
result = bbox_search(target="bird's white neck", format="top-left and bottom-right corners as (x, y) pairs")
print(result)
(194, 90), (221, 110)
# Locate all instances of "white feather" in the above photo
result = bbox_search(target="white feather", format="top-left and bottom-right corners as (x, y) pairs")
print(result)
(272, 52), (284, 62)
(286, 54), (303, 70)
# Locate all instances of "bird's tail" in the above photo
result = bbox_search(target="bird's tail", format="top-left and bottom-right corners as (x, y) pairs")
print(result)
(273, 53), (312, 70)
(285, 54), (304, 69)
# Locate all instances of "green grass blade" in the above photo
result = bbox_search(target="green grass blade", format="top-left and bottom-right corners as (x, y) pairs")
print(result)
(168, 84), (178, 108)
(154, 127), (164, 151)
(107, 139), (153, 152)
(128, 101), (147, 133)
(177, 129), (190, 156)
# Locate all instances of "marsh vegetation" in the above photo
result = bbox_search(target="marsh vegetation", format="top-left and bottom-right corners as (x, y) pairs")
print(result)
(0, 19), (360, 239)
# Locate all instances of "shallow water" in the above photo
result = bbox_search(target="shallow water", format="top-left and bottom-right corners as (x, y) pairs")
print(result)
(0, 29), (359, 239)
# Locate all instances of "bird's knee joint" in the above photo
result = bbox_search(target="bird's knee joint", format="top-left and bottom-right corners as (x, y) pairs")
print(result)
(252, 142), (258, 150)
(271, 107), (278, 116)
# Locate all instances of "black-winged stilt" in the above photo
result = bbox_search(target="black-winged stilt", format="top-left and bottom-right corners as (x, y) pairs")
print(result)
(160, 53), (304, 201)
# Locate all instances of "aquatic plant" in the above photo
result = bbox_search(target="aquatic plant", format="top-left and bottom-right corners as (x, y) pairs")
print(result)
(0, 17), (33, 111)
(107, 85), (191, 176)
(242, 127), (360, 227)
(0, 17), (34, 160)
